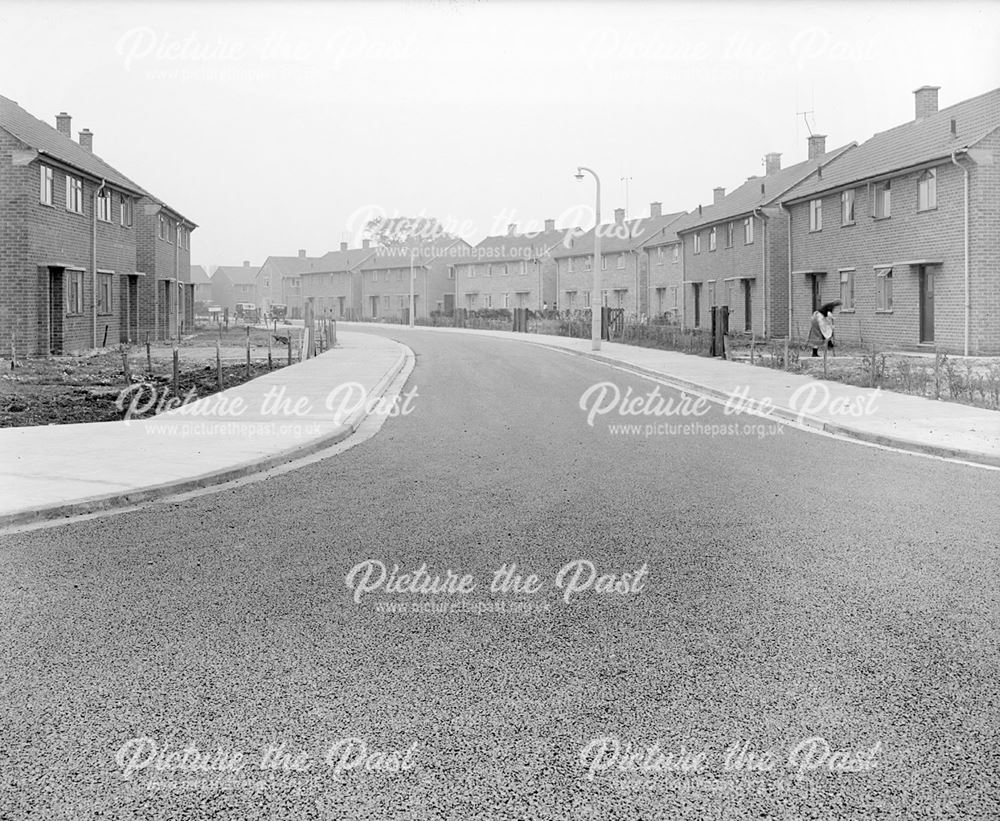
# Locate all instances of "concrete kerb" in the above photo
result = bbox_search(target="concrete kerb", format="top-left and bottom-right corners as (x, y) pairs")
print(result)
(359, 323), (1000, 470)
(0, 342), (413, 529)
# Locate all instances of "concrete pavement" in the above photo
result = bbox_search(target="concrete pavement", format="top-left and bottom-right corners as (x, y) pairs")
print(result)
(0, 331), (411, 527)
(346, 323), (1000, 468)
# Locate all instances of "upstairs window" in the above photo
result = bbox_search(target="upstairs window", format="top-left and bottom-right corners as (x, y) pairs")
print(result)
(519, 261), (526, 275)
(585, 256), (593, 271)
(158, 215), (167, 240)
(709, 227), (717, 251)
(65, 175), (83, 214)
(599, 255), (606, 271)
(119, 194), (133, 227)
(672, 245), (679, 263)
(809, 199), (823, 232)
(873, 180), (891, 219)
(841, 190), (855, 225)
(743, 217), (754, 244)
(486, 264), (493, 277)
(568, 258), (575, 273)
(97, 189), (113, 222)
(617, 253), (625, 269)
(39, 165), (53, 205)
(656, 246), (664, 265)
(726, 222), (734, 248)
(918, 169), (937, 211)
(693, 233), (701, 254)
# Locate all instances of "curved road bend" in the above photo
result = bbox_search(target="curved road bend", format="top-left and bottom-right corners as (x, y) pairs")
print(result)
(1, 327), (998, 820)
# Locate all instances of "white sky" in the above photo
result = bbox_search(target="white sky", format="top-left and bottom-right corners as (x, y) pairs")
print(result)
(2, 1), (998, 270)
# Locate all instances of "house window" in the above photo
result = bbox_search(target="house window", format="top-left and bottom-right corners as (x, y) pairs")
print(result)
(65, 175), (83, 214)
(708, 281), (716, 307)
(97, 273), (113, 315)
(178, 225), (189, 250)
(672, 246), (679, 263)
(584, 256), (592, 271)
(485, 294), (493, 308)
(66, 270), (84, 314)
(841, 190), (856, 225)
(119, 194), (133, 227)
(519, 261), (526, 275)
(382, 295), (390, 309)
(372, 270), (379, 282)
(726, 222), (734, 248)
(693, 233), (701, 254)
(617, 253), (625, 269)
(743, 217), (754, 244)
(97, 188), (113, 222)
(599, 255), (606, 271)
(839, 269), (855, 310)
(158, 215), (167, 240)
(874, 180), (891, 219)
(486, 264), (493, 277)
(809, 199), (823, 232)
(502, 292), (509, 308)
(656, 246), (664, 265)
(448, 266), (455, 280)
(568, 258), (575, 273)
(918, 169), (937, 211)
(876, 267), (893, 312)
(583, 291), (591, 308)
(39, 165), (53, 205)
(566, 290), (576, 309)
(709, 227), (717, 251)
(499, 263), (508, 276)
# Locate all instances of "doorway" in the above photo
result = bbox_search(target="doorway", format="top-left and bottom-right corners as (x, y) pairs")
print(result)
(48, 267), (64, 354)
(743, 280), (752, 332)
(919, 266), (934, 343)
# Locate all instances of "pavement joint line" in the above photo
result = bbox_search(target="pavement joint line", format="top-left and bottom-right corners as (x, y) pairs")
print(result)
(0, 341), (415, 532)
(364, 324), (1000, 471)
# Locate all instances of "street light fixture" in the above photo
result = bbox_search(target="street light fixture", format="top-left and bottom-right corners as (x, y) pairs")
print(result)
(409, 248), (416, 328)
(576, 166), (602, 350)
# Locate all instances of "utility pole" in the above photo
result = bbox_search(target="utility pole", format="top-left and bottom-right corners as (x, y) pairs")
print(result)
(620, 176), (632, 219)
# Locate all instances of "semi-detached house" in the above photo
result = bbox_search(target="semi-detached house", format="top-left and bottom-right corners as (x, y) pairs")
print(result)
(300, 241), (376, 320)
(781, 85), (1000, 354)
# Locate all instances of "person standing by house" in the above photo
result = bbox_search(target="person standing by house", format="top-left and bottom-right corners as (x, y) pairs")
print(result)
(808, 300), (842, 357)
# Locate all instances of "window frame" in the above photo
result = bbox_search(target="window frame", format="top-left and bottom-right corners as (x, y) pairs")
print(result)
(809, 198), (823, 232)
(616, 253), (625, 269)
(97, 272), (114, 315)
(709, 226), (717, 251)
(841, 189), (856, 226)
(65, 269), (84, 315)
(693, 233), (701, 254)
(917, 169), (937, 212)
(65, 175), (83, 214)
(97, 188), (113, 223)
(873, 180), (892, 219)
(726, 221), (734, 248)
(875, 266), (893, 313)
(839, 268), (856, 311)
(743, 217), (754, 245)
(39, 165), (53, 206)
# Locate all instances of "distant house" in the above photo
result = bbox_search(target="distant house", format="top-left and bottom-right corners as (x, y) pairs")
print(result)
(256, 250), (327, 319)
(551, 203), (685, 316)
(641, 216), (687, 321)
(672, 137), (853, 336)
(300, 241), (376, 320)
(212, 261), (258, 312)
(0, 96), (195, 354)
(190, 264), (213, 307)
(137, 196), (197, 340)
(360, 237), (473, 320)
(452, 220), (576, 312)
(781, 85), (1000, 354)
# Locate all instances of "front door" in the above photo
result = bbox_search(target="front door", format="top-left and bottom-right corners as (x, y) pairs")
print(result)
(693, 284), (701, 328)
(743, 280), (752, 332)
(48, 267), (64, 354)
(370, 295), (379, 318)
(919, 266), (934, 343)
(811, 275), (821, 312)
(443, 293), (454, 313)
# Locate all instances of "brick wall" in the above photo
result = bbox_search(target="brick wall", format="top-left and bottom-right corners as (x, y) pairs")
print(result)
(554, 249), (643, 314)
(646, 241), (683, 320)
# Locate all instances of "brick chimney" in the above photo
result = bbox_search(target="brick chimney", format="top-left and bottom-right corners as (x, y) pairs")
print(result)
(650, 202), (662, 218)
(298, 249), (307, 258)
(339, 242), (348, 251)
(507, 223), (517, 236)
(544, 218), (555, 232)
(614, 208), (625, 224)
(362, 239), (371, 249)
(807, 134), (826, 160)
(55, 112), (71, 137)
(765, 153), (782, 175)
(78, 129), (93, 152)
(713, 187), (726, 205)
(914, 85), (940, 120)
(243, 260), (250, 267)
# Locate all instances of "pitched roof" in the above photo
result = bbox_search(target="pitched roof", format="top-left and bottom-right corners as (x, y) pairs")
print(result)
(361, 237), (473, 270)
(189, 265), (211, 284)
(305, 247), (377, 275)
(0, 94), (196, 225)
(672, 145), (854, 234)
(458, 227), (582, 265)
(782, 86), (1000, 203)
(256, 254), (326, 280)
(551, 212), (686, 258)
(214, 264), (259, 285)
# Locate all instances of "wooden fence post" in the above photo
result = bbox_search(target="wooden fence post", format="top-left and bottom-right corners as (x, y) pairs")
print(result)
(245, 325), (251, 379)
(121, 345), (131, 386)
(146, 332), (152, 374)
(783, 337), (789, 371)
(216, 338), (222, 391)
(172, 346), (179, 395)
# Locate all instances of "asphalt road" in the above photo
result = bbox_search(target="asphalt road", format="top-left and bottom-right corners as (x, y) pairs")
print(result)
(2, 328), (998, 821)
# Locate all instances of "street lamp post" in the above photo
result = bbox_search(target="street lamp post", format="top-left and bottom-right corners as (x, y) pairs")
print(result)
(576, 166), (602, 351)
(409, 249), (415, 328)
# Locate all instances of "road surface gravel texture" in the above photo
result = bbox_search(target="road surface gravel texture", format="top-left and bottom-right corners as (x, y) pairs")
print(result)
(1, 327), (998, 821)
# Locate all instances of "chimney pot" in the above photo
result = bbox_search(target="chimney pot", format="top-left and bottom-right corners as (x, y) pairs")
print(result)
(650, 202), (662, 218)
(507, 223), (517, 236)
(55, 112), (71, 137)
(243, 260), (250, 267)
(807, 134), (827, 161)
(298, 249), (307, 258)
(614, 208), (625, 224)
(544, 218), (555, 232)
(712, 187), (726, 205)
(78, 128), (93, 152)
(913, 85), (940, 120)
(340, 242), (348, 252)
(362, 239), (371, 249)
(765, 152), (782, 175)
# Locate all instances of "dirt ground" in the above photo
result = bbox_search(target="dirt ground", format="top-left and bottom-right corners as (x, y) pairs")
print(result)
(0, 325), (302, 427)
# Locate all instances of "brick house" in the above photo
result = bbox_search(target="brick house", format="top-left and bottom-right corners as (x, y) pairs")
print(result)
(672, 137), (853, 337)
(452, 220), (574, 312)
(136, 197), (196, 340)
(190, 265), (212, 307)
(550, 203), (684, 316)
(300, 241), (376, 320)
(781, 85), (1000, 355)
(212, 262), (258, 313)
(256, 250), (327, 319)
(360, 237), (473, 320)
(642, 217), (688, 321)
(0, 97), (193, 354)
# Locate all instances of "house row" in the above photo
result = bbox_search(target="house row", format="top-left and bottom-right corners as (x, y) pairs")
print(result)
(0, 96), (196, 355)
